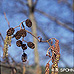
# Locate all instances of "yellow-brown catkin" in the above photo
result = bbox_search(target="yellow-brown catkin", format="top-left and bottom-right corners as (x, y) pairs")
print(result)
(45, 63), (49, 74)
(56, 54), (60, 62)
(51, 65), (55, 74)
(51, 46), (56, 63)
(51, 40), (60, 74)
(55, 40), (60, 53)
(55, 66), (58, 74)
(54, 40), (60, 74)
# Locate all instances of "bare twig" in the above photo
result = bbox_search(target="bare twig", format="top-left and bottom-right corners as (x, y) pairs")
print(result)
(14, 21), (25, 29)
(25, 29), (56, 43)
(22, 38), (27, 43)
(4, 12), (10, 28)
(0, 33), (4, 43)
(14, 25), (20, 29)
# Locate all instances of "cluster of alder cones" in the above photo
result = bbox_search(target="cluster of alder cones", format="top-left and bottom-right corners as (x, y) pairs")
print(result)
(6, 19), (35, 62)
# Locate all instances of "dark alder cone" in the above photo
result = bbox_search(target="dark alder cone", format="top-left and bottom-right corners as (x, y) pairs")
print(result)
(25, 19), (32, 27)
(21, 44), (27, 50)
(15, 35), (21, 40)
(15, 31), (21, 40)
(7, 27), (15, 36)
(16, 31), (20, 35)
(27, 42), (35, 49)
(16, 40), (22, 47)
(22, 53), (27, 62)
(19, 29), (27, 37)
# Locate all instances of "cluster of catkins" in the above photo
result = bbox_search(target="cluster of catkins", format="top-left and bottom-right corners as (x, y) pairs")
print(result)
(6, 19), (35, 62)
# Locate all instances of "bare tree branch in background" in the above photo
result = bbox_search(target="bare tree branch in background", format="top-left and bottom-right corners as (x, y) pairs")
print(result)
(35, 9), (74, 32)
(0, 33), (4, 43)
(58, 0), (73, 10)
(0, 63), (22, 74)
(33, 0), (38, 8)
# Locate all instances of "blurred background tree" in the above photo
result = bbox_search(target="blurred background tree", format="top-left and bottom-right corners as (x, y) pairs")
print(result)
(0, 0), (74, 74)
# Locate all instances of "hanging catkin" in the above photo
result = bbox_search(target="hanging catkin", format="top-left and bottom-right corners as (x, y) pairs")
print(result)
(45, 63), (50, 74)
(3, 35), (12, 58)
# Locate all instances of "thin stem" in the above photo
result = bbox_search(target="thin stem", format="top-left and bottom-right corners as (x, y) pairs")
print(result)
(25, 30), (57, 43)
(22, 38), (27, 43)
(14, 25), (20, 29)
(48, 57), (52, 63)
(25, 30), (40, 42)
(4, 12), (10, 28)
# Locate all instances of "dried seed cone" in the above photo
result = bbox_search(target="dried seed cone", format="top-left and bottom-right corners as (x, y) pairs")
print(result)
(16, 40), (22, 47)
(15, 35), (21, 40)
(15, 31), (21, 40)
(7, 27), (15, 36)
(25, 19), (32, 27)
(45, 63), (49, 74)
(19, 29), (27, 37)
(27, 42), (35, 49)
(21, 44), (27, 50)
(22, 53), (27, 62)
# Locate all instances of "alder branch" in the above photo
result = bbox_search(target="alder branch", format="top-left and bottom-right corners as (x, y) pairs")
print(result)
(25, 29), (57, 43)
(35, 9), (74, 32)
(37, 23), (73, 53)
(13, 20), (57, 45)
(13, 20), (57, 44)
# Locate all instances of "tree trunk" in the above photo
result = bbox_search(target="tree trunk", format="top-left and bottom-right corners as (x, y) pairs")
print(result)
(23, 63), (26, 74)
(27, 0), (41, 74)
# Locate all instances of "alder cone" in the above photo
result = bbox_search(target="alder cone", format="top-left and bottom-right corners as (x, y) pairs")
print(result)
(27, 42), (35, 49)
(16, 40), (22, 47)
(25, 19), (32, 27)
(21, 44), (27, 50)
(7, 27), (15, 36)
(15, 31), (21, 40)
(22, 53), (27, 62)
(19, 29), (27, 37)
(15, 35), (21, 40)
